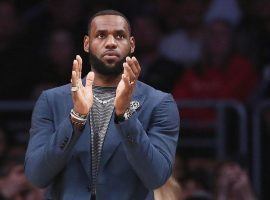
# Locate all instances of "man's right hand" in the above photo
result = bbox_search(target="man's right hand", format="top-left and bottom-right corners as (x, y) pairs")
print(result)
(71, 55), (95, 115)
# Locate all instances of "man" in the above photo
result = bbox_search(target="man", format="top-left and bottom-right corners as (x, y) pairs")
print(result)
(25, 10), (180, 200)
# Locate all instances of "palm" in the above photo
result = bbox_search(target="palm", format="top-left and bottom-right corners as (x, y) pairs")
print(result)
(71, 55), (95, 115)
(114, 74), (134, 115)
(115, 78), (126, 98)
(75, 84), (93, 110)
(114, 56), (141, 115)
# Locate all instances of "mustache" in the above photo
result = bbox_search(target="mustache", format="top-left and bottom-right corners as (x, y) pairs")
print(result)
(101, 50), (120, 58)
(88, 50), (132, 76)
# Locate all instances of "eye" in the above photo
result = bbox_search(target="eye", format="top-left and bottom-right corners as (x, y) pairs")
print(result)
(97, 33), (105, 39)
(116, 34), (125, 39)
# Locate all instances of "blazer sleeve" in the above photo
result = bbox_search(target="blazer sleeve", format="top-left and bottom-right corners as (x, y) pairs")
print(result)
(24, 91), (83, 188)
(115, 94), (180, 189)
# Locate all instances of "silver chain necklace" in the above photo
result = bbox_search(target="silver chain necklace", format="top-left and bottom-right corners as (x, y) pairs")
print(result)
(93, 94), (115, 104)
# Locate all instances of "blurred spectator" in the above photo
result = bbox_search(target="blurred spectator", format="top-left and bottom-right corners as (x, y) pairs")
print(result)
(0, 158), (44, 199)
(158, 0), (209, 67)
(172, 19), (258, 120)
(215, 161), (256, 200)
(132, 15), (162, 78)
(205, 0), (242, 26)
(181, 168), (213, 200)
(31, 29), (76, 99)
(173, 153), (185, 183)
(236, 0), (270, 72)
(173, 154), (216, 200)
(7, 144), (26, 161)
(154, 176), (182, 200)
(24, 0), (86, 40)
(249, 0), (270, 69)
(237, 0), (270, 102)
(140, 57), (181, 92)
(43, 29), (75, 83)
(48, 0), (84, 30)
(0, 1), (36, 99)
(242, 11), (270, 181)
(0, 1), (18, 50)
(132, 15), (161, 77)
(132, 14), (181, 92)
(155, 0), (181, 33)
(0, 163), (29, 199)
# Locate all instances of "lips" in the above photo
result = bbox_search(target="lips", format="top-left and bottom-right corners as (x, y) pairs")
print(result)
(102, 51), (120, 58)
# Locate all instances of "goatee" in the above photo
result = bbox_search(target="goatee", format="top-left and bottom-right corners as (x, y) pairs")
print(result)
(89, 50), (131, 76)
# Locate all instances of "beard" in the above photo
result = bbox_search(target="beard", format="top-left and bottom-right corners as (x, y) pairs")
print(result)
(88, 49), (132, 76)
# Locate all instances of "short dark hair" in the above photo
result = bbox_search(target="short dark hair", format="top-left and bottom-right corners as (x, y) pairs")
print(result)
(87, 9), (131, 35)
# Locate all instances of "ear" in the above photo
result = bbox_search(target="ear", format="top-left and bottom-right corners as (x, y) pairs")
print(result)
(83, 35), (89, 52)
(130, 36), (135, 54)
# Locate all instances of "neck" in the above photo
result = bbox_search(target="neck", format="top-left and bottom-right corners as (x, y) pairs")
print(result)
(92, 69), (121, 87)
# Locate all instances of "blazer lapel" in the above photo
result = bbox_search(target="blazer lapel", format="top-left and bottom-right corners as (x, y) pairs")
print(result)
(76, 122), (91, 180)
(99, 111), (121, 168)
(100, 82), (146, 168)
(66, 86), (92, 180)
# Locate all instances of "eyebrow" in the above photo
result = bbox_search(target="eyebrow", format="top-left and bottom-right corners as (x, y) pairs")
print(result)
(115, 30), (128, 36)
(95, 29), (129, 35)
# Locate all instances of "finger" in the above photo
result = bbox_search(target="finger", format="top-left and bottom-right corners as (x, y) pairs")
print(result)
(126, 57), (139, 78)
(78, 78), (83, 87)
(122, 73), (135, 91)
(71, 70), (77, 87)
(76, 55), (82, 79)
(85, 71), (95, 88)
(73, 59), (80, 80)
(122, 65), (131, 87)
(122, 73), (130, 87)
(131, 56), (141, 78)
(122, 64), (129, 82)
(123, 65), (135, 89)
(73, 59), (82, 88)
(72, 59), (77, 71)
(71, 70), (84, 100)
(123, 62), (136, 82)
(85, 71), (94, 99)
(71, 71), (79, 99)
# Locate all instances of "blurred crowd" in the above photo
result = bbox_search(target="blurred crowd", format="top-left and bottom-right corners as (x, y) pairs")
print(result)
(1, 0), (268, 100)
(0, 0), (269, 199)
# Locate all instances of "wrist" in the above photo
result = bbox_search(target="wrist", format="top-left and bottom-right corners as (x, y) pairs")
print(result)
(114, 100), (140, 123)
(70, 109), (88, 129)
(114, 107), (128, 124)
(115, 109), (127, 116)
(114, 112), (125, 124)
(73, 107), (90, 116)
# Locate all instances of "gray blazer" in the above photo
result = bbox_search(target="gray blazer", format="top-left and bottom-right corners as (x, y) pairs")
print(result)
(25, 81), (180, 200)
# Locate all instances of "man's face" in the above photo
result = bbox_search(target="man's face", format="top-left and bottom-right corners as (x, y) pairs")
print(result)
(84, 15), (135, 75)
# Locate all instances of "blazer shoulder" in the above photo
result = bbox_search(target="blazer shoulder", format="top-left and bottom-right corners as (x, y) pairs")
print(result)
(136, 81), (173, 104)
(43, 83), (71, 97)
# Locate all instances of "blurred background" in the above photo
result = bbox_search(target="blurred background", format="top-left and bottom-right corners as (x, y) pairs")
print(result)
(0, 0), (269, 199)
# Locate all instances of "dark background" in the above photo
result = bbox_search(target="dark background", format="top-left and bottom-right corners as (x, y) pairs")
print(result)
(0, 0), (269, 199)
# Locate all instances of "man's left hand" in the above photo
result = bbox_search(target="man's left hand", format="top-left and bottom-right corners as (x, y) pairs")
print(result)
(114, 56), (141, 116)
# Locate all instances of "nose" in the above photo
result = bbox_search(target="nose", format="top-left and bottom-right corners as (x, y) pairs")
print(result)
(105, 35), (117, 49)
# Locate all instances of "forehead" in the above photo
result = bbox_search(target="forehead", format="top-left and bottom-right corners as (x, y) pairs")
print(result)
(90, 15), (129, 34)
